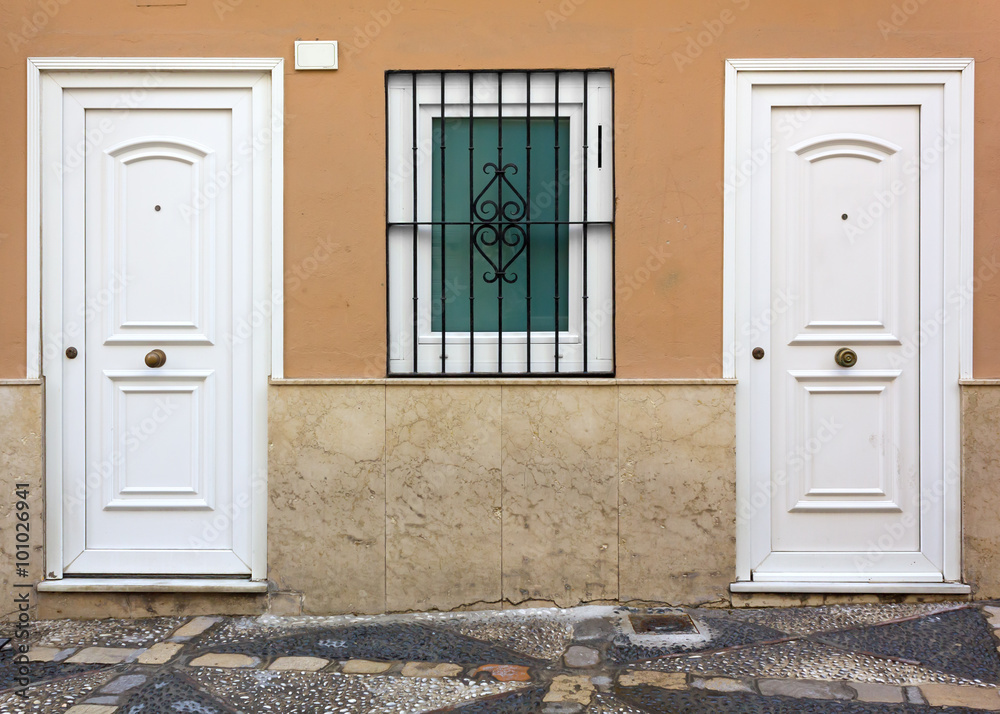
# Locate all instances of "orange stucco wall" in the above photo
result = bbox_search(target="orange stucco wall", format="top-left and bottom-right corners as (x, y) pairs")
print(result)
(2, 0), (999, 378)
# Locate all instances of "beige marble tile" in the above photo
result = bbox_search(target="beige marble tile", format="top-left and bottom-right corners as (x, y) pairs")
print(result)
(385, 386), (502, 611)
(501, 386), (618, 607)
(268, 385), (386, 614)
(618, 385), (735, 605)
(962, 386), (1000, 598)
(0, 385), (43, 621)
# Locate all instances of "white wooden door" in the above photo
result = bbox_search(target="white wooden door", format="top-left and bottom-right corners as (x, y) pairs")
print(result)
(749, 84), (947, 582)
(63, 87), (254, 575)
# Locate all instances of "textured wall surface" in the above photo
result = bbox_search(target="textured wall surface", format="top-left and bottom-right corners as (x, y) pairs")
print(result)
(268, 382), (736, 614)
(962, 385), (1000, 599)
(4, 0), (1000, 378)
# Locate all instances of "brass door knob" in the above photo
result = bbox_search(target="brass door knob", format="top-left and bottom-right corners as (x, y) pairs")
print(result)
(144, 349), (167, 368)
(835, 347), (857, 368)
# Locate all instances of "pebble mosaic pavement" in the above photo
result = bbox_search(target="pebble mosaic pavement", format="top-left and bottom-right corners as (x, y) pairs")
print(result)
(1, 602), (1000, 712)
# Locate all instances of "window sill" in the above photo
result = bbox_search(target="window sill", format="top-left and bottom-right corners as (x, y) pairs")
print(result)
(36, 578), (268, 594)
(730, 581), (971, 595)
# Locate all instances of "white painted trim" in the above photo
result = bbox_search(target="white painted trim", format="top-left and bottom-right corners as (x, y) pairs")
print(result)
(727, 58), (975, 72)
(730, 581), (971, 594)
(37, 578), (268, 593)
(725, 58), (973, 589)
(26, 60), (41, 380)
(30, 57), (281, 585)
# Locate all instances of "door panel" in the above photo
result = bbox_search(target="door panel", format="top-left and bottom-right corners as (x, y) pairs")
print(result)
(65, 89), (253, 575)
(750, 86), (943, 582)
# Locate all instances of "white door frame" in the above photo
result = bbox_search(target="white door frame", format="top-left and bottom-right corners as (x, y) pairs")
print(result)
(723, 58), (974, 592)
(28, 57), (284, 582)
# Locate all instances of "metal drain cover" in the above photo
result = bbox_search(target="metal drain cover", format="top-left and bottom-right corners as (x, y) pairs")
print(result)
(629, 612), (698, 635)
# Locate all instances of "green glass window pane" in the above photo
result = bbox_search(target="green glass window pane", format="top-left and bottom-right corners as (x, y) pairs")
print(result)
(431, 117), (570, 333)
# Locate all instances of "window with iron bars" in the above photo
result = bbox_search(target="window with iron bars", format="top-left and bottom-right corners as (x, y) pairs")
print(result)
(386, 70), (614, 375)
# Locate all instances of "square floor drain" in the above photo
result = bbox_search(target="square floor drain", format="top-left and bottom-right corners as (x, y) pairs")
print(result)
(629, 613), (698, 635)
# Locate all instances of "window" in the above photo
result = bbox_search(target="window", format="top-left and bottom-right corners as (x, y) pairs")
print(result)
(387, 70), (614, 375)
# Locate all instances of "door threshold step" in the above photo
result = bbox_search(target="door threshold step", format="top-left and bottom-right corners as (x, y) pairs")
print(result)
(730, 581), (971, 594)
(37, 578), (268, 593)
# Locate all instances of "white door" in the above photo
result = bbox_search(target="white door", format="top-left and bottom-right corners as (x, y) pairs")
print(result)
(747, 83), (949, 582)
(62, 87), (254, 575)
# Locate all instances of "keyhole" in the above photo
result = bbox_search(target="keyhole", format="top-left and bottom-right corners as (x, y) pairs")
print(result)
(841, 213), (848, 220)
(154, 205), (161, 211)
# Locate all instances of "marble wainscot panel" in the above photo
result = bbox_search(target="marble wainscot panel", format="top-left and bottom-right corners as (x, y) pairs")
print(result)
(618, 384), (736, 605)
(501, 386), (619, 606)
(385, 385), (503, 611)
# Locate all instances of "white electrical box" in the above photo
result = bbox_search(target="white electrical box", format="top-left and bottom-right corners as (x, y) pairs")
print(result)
(295, 41), (339, 70)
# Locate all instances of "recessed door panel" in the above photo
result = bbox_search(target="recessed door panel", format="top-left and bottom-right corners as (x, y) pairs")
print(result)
(107, 137), (217, 343)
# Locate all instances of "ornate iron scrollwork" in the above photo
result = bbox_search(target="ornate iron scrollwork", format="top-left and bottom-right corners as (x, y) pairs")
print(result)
(471, 162), (527, 284)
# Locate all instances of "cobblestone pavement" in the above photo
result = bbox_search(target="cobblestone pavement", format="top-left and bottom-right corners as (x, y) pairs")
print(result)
(3, 601), (1000, 712)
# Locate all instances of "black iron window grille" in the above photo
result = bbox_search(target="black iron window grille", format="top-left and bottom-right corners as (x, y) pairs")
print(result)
(386, 70), (614, 375)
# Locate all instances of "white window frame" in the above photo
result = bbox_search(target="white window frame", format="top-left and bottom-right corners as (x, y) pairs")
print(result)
(387, 71), (614, 375)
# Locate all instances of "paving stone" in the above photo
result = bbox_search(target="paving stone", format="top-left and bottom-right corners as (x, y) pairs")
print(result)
(905, 685), (927, 704)
(543, 703), (585, 713)
(99, 673), (147, 694)
(188, 652), (260, 668)
(400, 661), (464, 677)
(268, 655), (330, 671)
(983, 606), (1000, 629)
(565, 645), (601, 668)
(136, 641), (184, 664)
(474, 664), (532, 681)
(66, 646), (139, 664)
(619, 670), (686, 689)
(692, 676), (754, 692)
(171, 615), (222, 639)
(82, 696), (120, 705)
(341, 658), (394, 674)
(545, 674), (596, 704)
(919, 683), (1000, 710)
(64, 706), (118, 714)
(573, 618), (616, 642)
(850, 681), (905, 703)
(758, 678), (856, 700)
(590, 674), (613, 689)
(26, 645), (69, 662)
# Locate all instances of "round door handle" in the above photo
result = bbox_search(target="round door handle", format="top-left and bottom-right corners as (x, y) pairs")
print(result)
(835, 347), (858, 368)
(65, 346), (78, 359)
(752, 347), (765, 360)
(144, 349), (167, 368)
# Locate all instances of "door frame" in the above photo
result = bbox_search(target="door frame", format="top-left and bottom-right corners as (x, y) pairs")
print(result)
(28, 57), (284, 582)
(723, 58), (974, 591)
